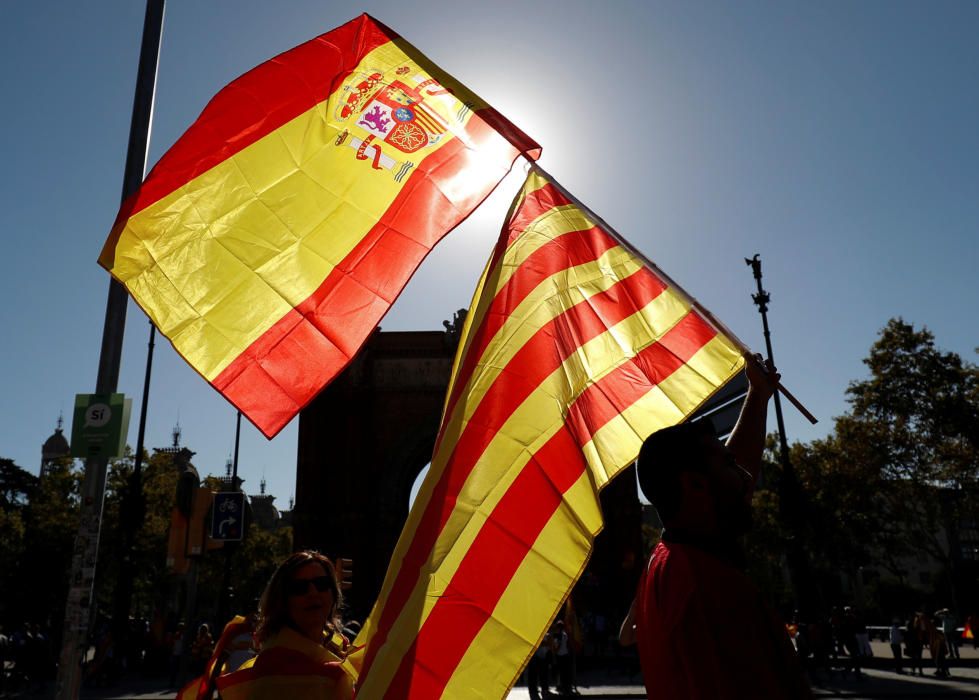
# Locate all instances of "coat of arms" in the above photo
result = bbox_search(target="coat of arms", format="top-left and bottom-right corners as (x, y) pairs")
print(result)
(335, 68), (461, 181)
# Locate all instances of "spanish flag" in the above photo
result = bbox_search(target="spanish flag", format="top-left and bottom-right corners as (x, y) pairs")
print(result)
(351, 168), (746, 699)
(99, 14), (540, 437)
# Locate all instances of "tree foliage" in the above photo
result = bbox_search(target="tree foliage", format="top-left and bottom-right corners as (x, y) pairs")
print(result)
(841, 320), (979, 576)
(0, 445), (294, 643)
(0, 457), (37, 510)
(6, 456), (84, 627)
(747, 318), (979, 616)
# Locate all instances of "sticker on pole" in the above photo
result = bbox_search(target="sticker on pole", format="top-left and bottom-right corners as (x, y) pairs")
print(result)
(211, 492), (245, 541)
(69, 393), (132, 458)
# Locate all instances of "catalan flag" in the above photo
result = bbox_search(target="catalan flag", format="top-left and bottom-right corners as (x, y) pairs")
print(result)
(351, 168), (747, 699)
(176, 615), (251, 700)
(99, 14), (539, 437)
(216, 627), (356, 700)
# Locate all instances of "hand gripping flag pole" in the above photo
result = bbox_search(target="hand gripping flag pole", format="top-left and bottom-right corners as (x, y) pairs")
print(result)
(353, 166), (789, 699)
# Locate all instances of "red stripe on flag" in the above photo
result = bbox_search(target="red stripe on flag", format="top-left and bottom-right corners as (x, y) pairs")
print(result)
(384, 312), (718, 697)
(506, 183), (574, 245)
(216, 647), (346, 691)
(212, 116), (521, 437)
(358, 266), (668, 680)
(440, 219), (622, 449)
(564, 312), (718, 447)
(414, 109), (444, 133)
(112, 16), (389, 226)
(439, 181), (596, 427)
(385, 428), (585, 698)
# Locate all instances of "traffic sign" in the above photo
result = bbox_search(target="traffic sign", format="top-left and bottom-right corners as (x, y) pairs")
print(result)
(211, 492), (245, 541)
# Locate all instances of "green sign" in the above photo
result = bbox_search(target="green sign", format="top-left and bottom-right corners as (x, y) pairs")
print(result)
(69, 393), (131, 459)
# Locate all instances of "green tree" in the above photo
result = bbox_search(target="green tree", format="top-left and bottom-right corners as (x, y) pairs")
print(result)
(95, 448), (182, 620)
(842, 319), (979, 606)
(0, 458), (36, 619)
(0, 457), (37, 509)
(17, 456), (82, 626)
(745, 319), (979, 616)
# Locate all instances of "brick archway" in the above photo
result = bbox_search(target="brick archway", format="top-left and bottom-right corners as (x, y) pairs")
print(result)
(295, 329), (456, 620)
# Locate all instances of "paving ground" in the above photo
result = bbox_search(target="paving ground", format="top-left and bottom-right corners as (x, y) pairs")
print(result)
(2, 640), (977, 699)
(507, 641), (979, 699)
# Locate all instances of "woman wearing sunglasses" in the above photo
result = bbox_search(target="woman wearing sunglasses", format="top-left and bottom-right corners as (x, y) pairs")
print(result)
(216, 551), (355, 700)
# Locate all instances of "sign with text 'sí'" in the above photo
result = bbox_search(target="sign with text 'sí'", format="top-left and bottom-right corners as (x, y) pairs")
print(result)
(211, 492), (245, 541)
(69, 393), (131, 459)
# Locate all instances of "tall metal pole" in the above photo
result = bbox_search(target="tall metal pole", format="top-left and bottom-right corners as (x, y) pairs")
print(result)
(111, 321), (157, 648)
(745, 255), (791, 462)
(745, 254), (819, 619)
(56, 2), (164, 697)
(217, 412), (244, 626)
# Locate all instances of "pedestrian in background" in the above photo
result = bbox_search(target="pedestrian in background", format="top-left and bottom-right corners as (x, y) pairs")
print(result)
(553, 620), (573, 696)
(888, 618), (904, 674)
(926, 613), (950, 679)
(526, 630), (553, 700)
(939, 609), (959, 660)
(167, 622), (185, 688)
(0, 624), (8, 694)
(190, 623), (215, 676)
(905, 614), (925, 677)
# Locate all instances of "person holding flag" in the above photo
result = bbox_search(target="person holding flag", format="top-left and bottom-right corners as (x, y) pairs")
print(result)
(620, 357), (811, 699)
(215, 551), (355, 700)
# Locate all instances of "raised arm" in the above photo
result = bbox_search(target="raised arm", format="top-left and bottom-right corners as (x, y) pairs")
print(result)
(725, 355), (779, 484)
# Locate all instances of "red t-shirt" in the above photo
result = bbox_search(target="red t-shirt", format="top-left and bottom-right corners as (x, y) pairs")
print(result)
(635, 539), (810, 699)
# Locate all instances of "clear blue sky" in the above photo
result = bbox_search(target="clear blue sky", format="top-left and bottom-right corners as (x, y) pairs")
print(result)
(2, 1), (977, 508)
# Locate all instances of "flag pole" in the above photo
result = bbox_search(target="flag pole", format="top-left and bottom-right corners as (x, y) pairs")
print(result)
(525, 161), (816, 424)
(111, 320), (157, 656)
(216, 411), (243, 627)
(55, 2), (165, 698)
(745, 253), (821, 617)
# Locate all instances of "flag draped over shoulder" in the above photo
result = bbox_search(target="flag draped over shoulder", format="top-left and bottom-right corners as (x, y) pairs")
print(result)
(176, 615), (251, 700)
(215, 627), (356, 700)
(99, 14), (540, 437)
(351, 169), (746, 699)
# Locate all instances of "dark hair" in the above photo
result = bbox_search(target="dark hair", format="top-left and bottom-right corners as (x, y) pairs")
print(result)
(255, 550), (343, 644)
(637, 419), (717, 524)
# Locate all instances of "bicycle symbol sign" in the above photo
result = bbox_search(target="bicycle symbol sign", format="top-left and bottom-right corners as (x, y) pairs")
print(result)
(211, 492), (245, 541)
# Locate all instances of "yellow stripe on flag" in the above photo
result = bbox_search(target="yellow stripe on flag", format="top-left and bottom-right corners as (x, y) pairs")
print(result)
(443, 470), (601, 700)
(99, 15), (540, 437)
(354, 169), (747, 699)
(111, 41), (469, 381)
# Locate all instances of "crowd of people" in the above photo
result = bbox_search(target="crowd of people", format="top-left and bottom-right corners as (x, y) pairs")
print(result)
(885, 609), (973, 679)
(0, 623), (54, 694)
(3, 358), (976, 700)
(790, 606), (972, 681)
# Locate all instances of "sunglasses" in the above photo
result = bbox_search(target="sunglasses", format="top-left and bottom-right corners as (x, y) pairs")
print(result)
(286, 575), (333, 597)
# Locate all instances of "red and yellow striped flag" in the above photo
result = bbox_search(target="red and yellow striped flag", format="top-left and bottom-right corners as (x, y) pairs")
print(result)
(216, 627), (356, 700)
(99, 14), (540, 437)
(175, 615), (252, 700)
(350, 169), (746, 699)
